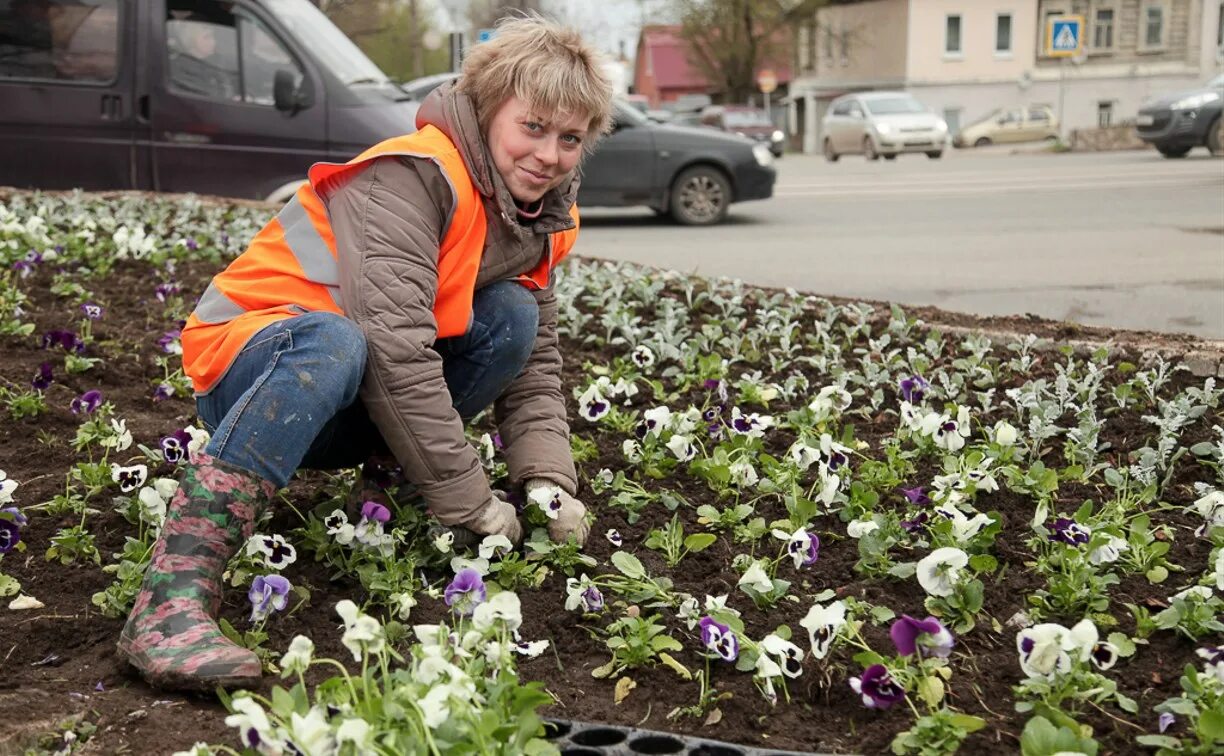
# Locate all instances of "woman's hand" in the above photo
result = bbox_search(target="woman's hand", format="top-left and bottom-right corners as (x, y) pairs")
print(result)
(527, 479), (590, 546)
(468, 495), (523, 545)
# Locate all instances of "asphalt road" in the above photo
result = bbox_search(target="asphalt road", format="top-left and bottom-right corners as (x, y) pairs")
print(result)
(577, 147), (1224, 340)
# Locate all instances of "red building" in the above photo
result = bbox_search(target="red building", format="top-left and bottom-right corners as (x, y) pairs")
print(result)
(633, 24), (793, 108)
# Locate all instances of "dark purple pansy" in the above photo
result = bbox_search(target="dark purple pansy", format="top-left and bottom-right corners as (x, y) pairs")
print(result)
(154, 281), (181, 302)
(444, 568), (487, 616)
(156, 330), (181, 353)
(185, 237), (199, 251)
(788, 531), (820, 567)
(849, 664), (906, 710)
(900, 511), (930, 534)
(901, 486), (932, 505)
(702, 406), (721, 423)
(152, 382), (176, 402)
(899, 375), (929, 404)
(698, 616), (739, 662)
(360, 500), (391, 524)
(80, 302), (103, 320)
(42, 330), (83, 353)
(31, 362), (53, 391)
(160, 429), (192, 463)
(580, 585), (604, 613)
(0, 518), (21, 554)
(70, 389), (103, 415)
(491, 432), (504, 450)
(1048, 517), (1092, 546)
(890, 615), (955, 658)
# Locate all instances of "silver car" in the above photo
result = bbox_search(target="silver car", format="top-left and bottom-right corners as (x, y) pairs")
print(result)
(822, 92), (948, 161)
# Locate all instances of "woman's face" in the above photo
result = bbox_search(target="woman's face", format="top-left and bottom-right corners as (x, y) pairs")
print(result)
(486, 96), (588, 204)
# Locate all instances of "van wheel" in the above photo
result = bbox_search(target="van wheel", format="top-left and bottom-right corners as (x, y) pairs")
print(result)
(974, 137), (992, 147)
(926, 151), (943, 159)
(824, 138), (839, 162)
(863, 137), (879, 161)
(669, 166), (731, 226)
(1158, 145), (1191, 158)
(883, 154), (897, 161)
(1208, 116), (1223, 157)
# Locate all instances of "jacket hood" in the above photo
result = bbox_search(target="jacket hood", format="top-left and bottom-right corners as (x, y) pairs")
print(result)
(416, 82), (578, 234)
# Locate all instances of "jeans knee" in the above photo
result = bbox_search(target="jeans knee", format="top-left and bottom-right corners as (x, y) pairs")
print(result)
(479, 281), (538, 363)
(293, 312), (367, 400)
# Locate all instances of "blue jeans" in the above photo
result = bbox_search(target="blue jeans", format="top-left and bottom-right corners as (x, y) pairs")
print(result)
(196, 281), (539, 487)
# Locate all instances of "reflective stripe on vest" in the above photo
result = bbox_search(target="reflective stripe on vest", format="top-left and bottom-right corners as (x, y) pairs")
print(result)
(181, 125), (580, 395)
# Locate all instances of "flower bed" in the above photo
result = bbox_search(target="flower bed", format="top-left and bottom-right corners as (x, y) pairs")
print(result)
(0, 191), (1221, 756)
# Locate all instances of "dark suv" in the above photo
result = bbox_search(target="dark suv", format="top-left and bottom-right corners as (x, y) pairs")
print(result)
(1135, 73), (1224, 158)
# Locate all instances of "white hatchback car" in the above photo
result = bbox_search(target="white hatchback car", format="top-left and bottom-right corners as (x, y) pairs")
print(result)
(822, 92), (948, 161)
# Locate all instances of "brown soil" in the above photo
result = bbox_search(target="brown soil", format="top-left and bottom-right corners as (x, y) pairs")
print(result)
(0, 248), (1216, 756)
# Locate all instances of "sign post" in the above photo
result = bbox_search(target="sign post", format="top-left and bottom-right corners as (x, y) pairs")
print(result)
(757, 68), (777, 123)
(1045, 16), (1084, 139)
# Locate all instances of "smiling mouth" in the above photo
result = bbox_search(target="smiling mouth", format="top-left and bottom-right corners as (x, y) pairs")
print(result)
(520, 167), (551, 183)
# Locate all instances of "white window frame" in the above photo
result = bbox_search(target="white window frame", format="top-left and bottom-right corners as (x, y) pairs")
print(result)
(995, 12), (1014, 56)
(1139, 0), (1170, 52)
(944, 14), (964, 58)
(1090, 3), (1116, 52)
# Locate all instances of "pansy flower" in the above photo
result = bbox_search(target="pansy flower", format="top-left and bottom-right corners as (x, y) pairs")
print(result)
(156, 330), (182, 354)
(849, 664), (906, 709)
(1190, 490), (1224, 537)
(1067, 618), (1118, 671)
(890, 615), (955, 658)
(564, 574), (604, 614)
(444, 568), (487, 616)
(605, 529), (623, 547)
(773, 527), (819, 569)
(154, 281), (181, 302)
(248, 574), (291, 623)
(70, 389), (103, 414)
(1088, 534), (1129, 565)
(31, 362), (53, 391)
(526, 483), (563, 520)
(335, 600), (385, 661)
(642, 406), (672, 437)
(818, 433), (851, 473)
(808, 384), (853, 422)
(152, 382), (176, 402)
(247, 533), (297, 570)
(160, 429), (193, 464)
(577, 384), (610, 421)
(630, 344), (655, 369)
(224, 696), (279, 752)
(1196, 646), (1224, 683)
(916, 547), (968, 597)
(920, 406), (971, 451)
(110, 463), (148, 493)
(354, 501), (391, 547)
(729, 407), (773, 438)
(788, 441), (820, 470)
(666, 434), (697, 462)
(900, 511), (930, 534)
(80, 302), (103, 320)
(1048, 517), (1092, 546)
(698, 616), (739, 662)
(761, 634), (805, 678)
(324, 509), (355, 545)
(0, 516), (21, 554)
(899, 374), (929, 404)
(1016, 623), (1075, 678)
(42, 329), (84, 353)
(799, 600), (846, 660)
(0, 471), (18, 505)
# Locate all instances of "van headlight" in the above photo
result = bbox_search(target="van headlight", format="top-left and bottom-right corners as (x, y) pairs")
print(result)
(875, 122), (893, 134)
(771, 129), (784, 143)
(1170, 92), (1220, 110)
(752, 143), (774, 167)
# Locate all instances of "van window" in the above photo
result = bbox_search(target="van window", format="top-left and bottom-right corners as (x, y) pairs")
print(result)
(1027, 108), (1050, 122)
(165, 0), (303, 105)
(831, 101), (851, 116)
(0, 0), (120, 83)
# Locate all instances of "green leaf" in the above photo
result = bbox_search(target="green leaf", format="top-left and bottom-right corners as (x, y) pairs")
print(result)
(1190, 441), (1218, 457)
(1198, 708), (1224, 742)
(591, 660), (617, 679)
(683, 533), (717, 553)
(610, 551), (646, 580)
(650, 635), (683, 653)
(1146, 566), (1169, 584)
(870, 605), (896, 624)
(0, 573), (19, 598)
(916, 675), (945, 707)
(1107, 632), (1137, 658)
(1135, 735), (1181, 748)
(969, 554), (998, 574)
(658, 652), (692, 680)
(949, 713), (987, 733)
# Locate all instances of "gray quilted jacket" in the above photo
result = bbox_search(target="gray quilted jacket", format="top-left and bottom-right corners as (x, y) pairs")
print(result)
(318, 82), (579, 527)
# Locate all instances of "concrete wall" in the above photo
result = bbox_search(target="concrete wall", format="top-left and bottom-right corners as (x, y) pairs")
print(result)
(1201, 0), (1224, 76)
(803, 0), (910, 85)
(906, 0), (1039, 84)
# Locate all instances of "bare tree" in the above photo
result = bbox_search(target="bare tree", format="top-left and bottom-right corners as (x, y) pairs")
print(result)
(674, 0), (829, 103)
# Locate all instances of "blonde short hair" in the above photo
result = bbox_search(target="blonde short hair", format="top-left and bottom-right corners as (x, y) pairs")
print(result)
(457, 15), (614, 154)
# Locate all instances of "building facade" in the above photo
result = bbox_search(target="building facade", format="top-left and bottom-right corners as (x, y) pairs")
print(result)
(787, 0), (1224, 153)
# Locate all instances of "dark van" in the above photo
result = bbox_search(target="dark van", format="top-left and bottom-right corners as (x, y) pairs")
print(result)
(0, 0), (421, 203)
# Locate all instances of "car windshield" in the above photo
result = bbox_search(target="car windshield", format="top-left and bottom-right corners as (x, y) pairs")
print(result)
(724, 110), (771, 127)
(864, 97), (925, 115)
(260, 0), (389, 86)
(615, 103), (650, 127)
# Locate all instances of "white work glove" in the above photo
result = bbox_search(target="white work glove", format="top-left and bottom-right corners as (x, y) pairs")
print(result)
(466, 494), (523, 546)
(526, 479), (590, 546)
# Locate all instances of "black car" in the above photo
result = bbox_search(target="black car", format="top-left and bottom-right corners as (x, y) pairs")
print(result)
(1135, 73), (1224, 158)
(579, 104), (776, 225)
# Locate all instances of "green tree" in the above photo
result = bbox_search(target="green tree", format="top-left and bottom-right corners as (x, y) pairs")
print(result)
(322, 0), (451, 81)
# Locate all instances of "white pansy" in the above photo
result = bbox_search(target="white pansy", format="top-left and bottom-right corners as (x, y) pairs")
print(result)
(224, 696), (278, 751)
(815, 469), (841, 505)
(336, 718), (373, 749)
(449, 555), (490, 576)
(993, 420), (1019, 447)
(808, 385), (852, 422)
(432, 529), (454, 553)
(760, 633), (805, 678)
(390, 591), (417, 620)
(103, 418), (133, 451)
(946, 509), (994, 543)
(1088, 535), (1129, 565)
(137, 479), (177, 527)
(738, 560), (774, 594)
(0, 470), (18, 504)
(478, 534), (514, 560)
(847, 519), (879, 539)
(1216, 550), (1224, 590)
(472, 590), (523, 632)
(286, 708), (334, 756)
(578, 384), (610, 421)
(279, 634), (314, 675)
(622, 439), (642, 463)
(1173, 585), (1214, 602)
(729, 460), (758, 488)
(1016, 623), (1074, 679)
(788, 442), (820, 470)
(642, 406), (672, 436)
(799, 600), (847, 660)
(515, 639), (550, 658)
(666, 434), (697, 462)
(916, 547), (969, 597)
(335, 600), (385, 662)
(184, 425), (210, 461)
(899, 401), (924, 432)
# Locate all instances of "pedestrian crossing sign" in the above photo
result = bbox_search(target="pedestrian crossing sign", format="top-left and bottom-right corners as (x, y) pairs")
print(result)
(1046, 15), (1084, 57)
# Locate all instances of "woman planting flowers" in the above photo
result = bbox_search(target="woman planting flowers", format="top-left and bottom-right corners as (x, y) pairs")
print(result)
(119, 16), (614, 690)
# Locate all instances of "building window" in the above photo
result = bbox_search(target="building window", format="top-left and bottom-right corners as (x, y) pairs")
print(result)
(1097, 101), (1114, 127)
(0, 0), (120, 83)
(1093, 8), (1115, 50)
(823, 23), (835, 67)
(1140, 2), (1167, 50)
(996, 13), (1013, 54)
(945, 14), (962, 56)
(1041, 6), (1068, 56)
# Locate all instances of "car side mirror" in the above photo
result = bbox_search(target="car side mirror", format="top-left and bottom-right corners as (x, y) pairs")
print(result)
(274, 70), (309, 113)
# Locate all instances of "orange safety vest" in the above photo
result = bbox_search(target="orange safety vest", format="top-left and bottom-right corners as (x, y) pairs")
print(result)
(181, 125), (580, 394)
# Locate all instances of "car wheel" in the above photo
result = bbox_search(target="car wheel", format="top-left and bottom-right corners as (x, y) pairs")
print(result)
(883, 154), (897, 161)
(926, 151), (943, 159)
(823, 138), (839, 162)
(1208, 116), (1223, 157)
(863, 136), (879, 161)
(1157, 145), (1191, 158)
(974, 137), (992, 147)
(669, 166), (731, 226)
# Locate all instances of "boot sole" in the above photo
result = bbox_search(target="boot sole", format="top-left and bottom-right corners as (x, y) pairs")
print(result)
(116, 638), (262, 692)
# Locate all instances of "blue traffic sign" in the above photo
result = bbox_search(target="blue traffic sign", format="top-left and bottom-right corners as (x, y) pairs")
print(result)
(1047, 15), (1084, 57)
(477, 28), (497, 44)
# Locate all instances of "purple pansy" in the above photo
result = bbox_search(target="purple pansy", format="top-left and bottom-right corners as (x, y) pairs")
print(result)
(80, 302), (103, 320)
(899, 375), (929, 404)
(491, 432), (503, 450)
(152, 382), (176, 402)
(70, 389), (103, 415)
(0, 517), (22, 554)
(160, 429), (193, 464)
(901, 486), (932, 505)
(1048, 517), (1092, 546)
(42, 330), (84, 353)
(900, 511), (930, 534)
(580, 585), (604, 613)
(155, 330), (181, 353)
(154, 282), (181, 302)
(698, 616), (739, 662)
(360, 500), (391, 524)
(788, 530), (820, 568)
(1158, 712), (1175, 733)
(444, 568), (487, 616)
(581, 395), (609, 421)
(890, 615), (955, 658)
(31, 362), (53, 391)
(849, 664), (906, 710)
(185, 237), (199, 251)
(248, 574), (291, 622)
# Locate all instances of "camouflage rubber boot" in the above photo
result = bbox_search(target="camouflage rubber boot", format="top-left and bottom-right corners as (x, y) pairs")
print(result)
(117, 452), (276, 690)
